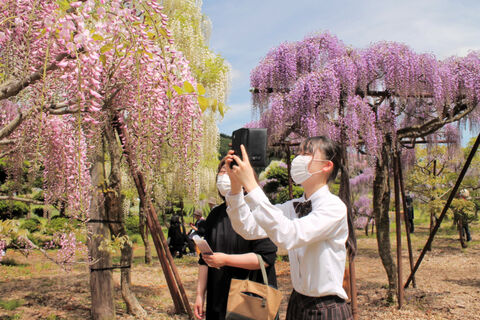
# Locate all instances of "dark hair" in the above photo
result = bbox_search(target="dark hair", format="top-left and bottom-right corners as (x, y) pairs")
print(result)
(215, 158), (259, 199)
(170, 215), (181, 226)
(216, 159), (227, 200)
(298, 136), (341, 182)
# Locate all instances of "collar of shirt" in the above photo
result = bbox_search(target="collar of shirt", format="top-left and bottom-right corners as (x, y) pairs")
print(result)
(302, 185), (330, 205)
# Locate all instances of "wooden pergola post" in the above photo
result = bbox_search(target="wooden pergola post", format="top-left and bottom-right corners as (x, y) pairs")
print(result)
(392, 150), (404, 308)
(396, 151), (416, 288)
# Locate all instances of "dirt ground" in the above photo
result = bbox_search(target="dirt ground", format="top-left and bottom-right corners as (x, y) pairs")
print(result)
(1, 223), (479, 320)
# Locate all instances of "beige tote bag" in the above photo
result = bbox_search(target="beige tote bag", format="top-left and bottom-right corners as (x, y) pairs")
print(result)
(226, 254), (282, 320)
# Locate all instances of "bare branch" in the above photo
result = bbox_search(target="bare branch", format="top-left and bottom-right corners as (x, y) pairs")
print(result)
(48, 100), (72, 110)
(14, 235), (97, 271)
(0, 139), (15, 145)
(47, 102), (81, 115)
(0, 98), (79, 140)
(0, 111), (23, 140)
(0, 146), (19, 158)
(397, 101), (476, 140)
(0, 52), (69, 101)
(0, 196), (43, 205)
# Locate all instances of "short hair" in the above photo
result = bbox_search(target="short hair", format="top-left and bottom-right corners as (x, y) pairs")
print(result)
(298, 136), (341, 182)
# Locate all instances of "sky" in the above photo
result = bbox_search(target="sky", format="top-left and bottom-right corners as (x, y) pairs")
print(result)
(201, 0), (480, 144)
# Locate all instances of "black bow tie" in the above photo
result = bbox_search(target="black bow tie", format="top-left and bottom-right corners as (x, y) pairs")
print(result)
(293, 200), (312, 218)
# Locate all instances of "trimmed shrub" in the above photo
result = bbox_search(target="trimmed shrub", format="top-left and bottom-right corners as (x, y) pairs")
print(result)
(0, 200), (29, 220)
(46, 217), (78, 235)
(20, 217), (41, 233)
(125, 215), (140, 235)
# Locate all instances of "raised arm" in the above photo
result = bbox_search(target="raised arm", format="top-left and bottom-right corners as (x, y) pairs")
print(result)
(245, 187), (348, 250)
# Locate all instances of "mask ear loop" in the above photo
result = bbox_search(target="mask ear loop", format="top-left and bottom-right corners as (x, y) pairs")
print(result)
(308, 151), (335, 176)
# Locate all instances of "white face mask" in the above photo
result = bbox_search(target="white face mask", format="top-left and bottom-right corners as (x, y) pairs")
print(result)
(216, 174), (231, 197)
(291, 155), (313, 184)
(291, 154), (329, 185)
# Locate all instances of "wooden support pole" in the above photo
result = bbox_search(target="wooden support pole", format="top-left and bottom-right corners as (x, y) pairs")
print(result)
(138, 173), (194, 319)
(124, 146), (184, 314)
(113, 115), (194, 319)
(348, 257), (358, 320)
(396, 152), (416, 288)
(405, 132), (480, 288)
(393, 151), (404, 308)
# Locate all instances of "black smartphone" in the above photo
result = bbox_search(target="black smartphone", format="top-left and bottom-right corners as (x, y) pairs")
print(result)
(230, 128), (268, 168)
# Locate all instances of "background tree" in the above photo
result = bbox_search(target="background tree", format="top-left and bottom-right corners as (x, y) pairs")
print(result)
(248, 32), (480, 300)
(406, 141), (478, 248)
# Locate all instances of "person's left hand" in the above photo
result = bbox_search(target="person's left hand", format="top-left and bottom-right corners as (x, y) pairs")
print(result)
(202, 252), (228, 268)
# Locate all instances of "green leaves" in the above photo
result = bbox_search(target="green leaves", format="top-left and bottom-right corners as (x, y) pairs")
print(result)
(196, 83), (206, 95)
(197, 96), (208, 112)
(0, 219), (29, 246)
(169, 81), (226, 116)
(147, 32), (156, 40)
(183, 81), (194, 93)
(173, 85), (183, 95)
(99, 54), (107, 67)
(100, 43), (114, 54)
(98, 235), (132, 255)
(92, 34), (105, 41)
(57, 0), (70, 11)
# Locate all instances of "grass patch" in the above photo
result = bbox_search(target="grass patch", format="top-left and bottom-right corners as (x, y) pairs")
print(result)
(0, 258), (27, 267)
(0, 299), (25, 311)
(0, 314), (22, 320)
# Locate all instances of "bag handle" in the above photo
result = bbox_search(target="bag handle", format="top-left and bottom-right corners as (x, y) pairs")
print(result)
(255, 254), (268, 286)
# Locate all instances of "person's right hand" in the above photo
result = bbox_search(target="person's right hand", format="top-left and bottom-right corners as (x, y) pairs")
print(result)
(226, 145), (258, 193)
(224, 150), (243, 195)
(194, 294), (205, 319)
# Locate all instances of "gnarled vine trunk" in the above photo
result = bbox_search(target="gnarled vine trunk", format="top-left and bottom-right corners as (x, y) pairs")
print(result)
(104, 120), (146, 318)
(372, 142), (396, 302)
(88, 143), (115, 320)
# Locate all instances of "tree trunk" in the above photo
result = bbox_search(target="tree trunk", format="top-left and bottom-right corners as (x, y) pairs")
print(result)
(139, 201), (152, 264)
(59, 201), (66, 217)
(427, 210), (435, 251)
(104, 120), (146, 318)
(458, 218), (467, 249)
(372, 143), (396, 302)
(88, 143), (115, 320)
(120, 242), (147, 317)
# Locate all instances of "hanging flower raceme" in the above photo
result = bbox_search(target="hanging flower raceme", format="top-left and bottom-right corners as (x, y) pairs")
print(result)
(1, 0), (205, 217)
(42, 116), (91, 219)
(249, 31), (479, 159)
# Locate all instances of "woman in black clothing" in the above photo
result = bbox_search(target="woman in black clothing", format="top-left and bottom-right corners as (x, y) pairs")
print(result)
(168, 215), (187, 258)
(194, 160), (278, 320)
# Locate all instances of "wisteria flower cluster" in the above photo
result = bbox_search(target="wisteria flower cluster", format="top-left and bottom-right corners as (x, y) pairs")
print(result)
(0, 0), (205, 215)
(249, 32), (480, 157)
(0, 0), (210, 267)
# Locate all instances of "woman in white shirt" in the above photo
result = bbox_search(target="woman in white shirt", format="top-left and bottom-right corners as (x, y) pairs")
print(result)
(225, 136), (353, 320)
